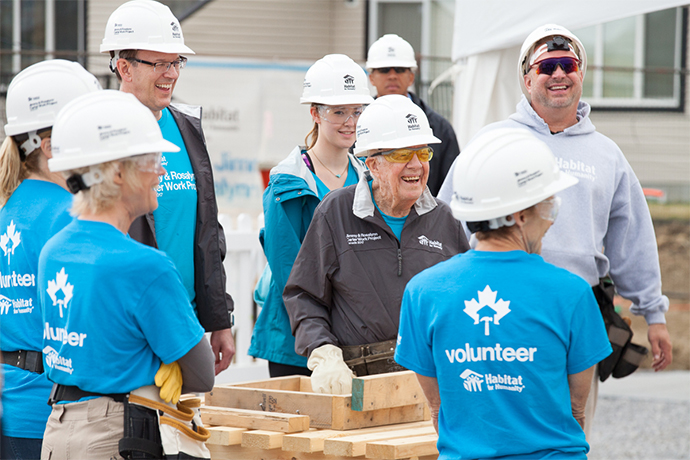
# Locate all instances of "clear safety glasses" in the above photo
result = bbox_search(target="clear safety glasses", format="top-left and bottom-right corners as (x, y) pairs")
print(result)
(133, 152), (163, 173)
(531, 57), (580, 76)
(370, 146), (434, 163)
(318, 105), (365, 125)
(129, 56), (188, 73)
(536, 196), (561, 222)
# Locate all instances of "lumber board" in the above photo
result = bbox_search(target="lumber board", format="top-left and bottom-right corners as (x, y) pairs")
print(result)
(215, 375), (303, 391)
(282, 421), (433, 453)
(208, 443), (361, 460)
(335, 403), (428, 431)
(365, 434), (439, 459)
(206, 426), (245, 446)
(201, 405), (310, 433)
(324, 425), (437, 457)
(241, 430), (284, 449)
(351, 371), (423, 411)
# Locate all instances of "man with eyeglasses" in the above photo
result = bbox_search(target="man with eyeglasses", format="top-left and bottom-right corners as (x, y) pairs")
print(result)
(284, 95), (469, 394)
(438, 24), (672, 438)
(366, 34), (460, 196)
(101, 0), (236, 377)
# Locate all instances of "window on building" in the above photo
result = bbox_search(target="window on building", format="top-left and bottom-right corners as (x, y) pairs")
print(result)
(574, 7), (686, 110)
(0, 0), (86, 89)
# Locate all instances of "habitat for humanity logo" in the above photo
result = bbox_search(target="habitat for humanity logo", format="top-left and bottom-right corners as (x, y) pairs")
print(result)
(46, 268), (73, 318)
(460, 369), (525, 393)
(170, 21), (181, 38)
(42, 345), (73, 374)
(406, 113), (420, 131)
(343, 74), (356, 90)
(418, 235), (442, 250)
(387, 46), (396, 56)
(464, 286), (511, 335)
(460, 369), (484, 391)
(0, 221), (21, 264)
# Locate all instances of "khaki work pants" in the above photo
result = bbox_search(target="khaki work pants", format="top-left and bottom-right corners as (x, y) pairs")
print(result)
(41, 396), (125, 460)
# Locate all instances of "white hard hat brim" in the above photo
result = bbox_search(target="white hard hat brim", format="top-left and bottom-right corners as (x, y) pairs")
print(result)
(100, 42), (195, 55)
(48, 138), (179, 172)
(300, 94), (375, 105)
(366, 60), (418, 71)
(354, 133), (442, 157)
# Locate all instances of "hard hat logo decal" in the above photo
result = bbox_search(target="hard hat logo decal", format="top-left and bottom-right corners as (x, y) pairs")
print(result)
(515, 169), (543, 188)
(0, 221), (21, 264)
(97, 124), (131, 142)
(406, 113), (420, 131)
(113, 23), (134, 36)
(357, 127), (370, 137)
(343, 74), (355, 90)
(464, 286), (511, 336)
(171, 22), (181, 39)
(387, 46), (396, 56)
(46, 267), (74, 318)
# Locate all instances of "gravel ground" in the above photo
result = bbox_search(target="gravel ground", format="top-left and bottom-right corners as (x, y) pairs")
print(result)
(589, 396), (690, 459)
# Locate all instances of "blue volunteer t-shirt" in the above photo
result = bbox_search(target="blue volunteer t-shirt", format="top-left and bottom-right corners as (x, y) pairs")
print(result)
(155, 107), (197, 307)
(0, 180), (73, 438)
(312, 160), (358, 200)
(395, 250), (612, 460)
(38, 219), (204, 398)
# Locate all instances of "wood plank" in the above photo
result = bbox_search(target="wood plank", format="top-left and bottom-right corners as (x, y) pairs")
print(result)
(283, 421), (433, 453)
(335, 403), (429, 431)
(212, 375), (303, 391)
(241, 430), (284, 449)
(208, 443), (361, 460)
(324, 426), (437, 457)
(351, 371), (423, 411)
(206, 426), (245, 446)
(201, 406), (310, 433)
(365, 435), (439, 459)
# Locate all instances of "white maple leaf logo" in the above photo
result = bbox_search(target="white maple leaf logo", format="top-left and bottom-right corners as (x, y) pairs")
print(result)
(0, 220), (21, 264)
(463, 285), (511, 336)
(46, 268), (74, 318)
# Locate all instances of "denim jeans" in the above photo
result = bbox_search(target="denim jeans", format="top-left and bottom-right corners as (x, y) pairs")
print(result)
(1, 434), (43, 460)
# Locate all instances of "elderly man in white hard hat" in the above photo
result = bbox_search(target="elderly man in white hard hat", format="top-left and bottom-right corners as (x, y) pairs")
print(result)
(101, 0), (235, 375)
(397, 128), (612, 458)
(366, 34), (460, 196)
(284, 95), (469, 395)
(438, 24), (672, 436)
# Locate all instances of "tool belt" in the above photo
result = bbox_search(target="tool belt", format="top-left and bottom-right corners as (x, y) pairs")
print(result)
(593, 277), (649, 382)
(341, 339), (406, 377)
(2, 350), (44, 374)
(119, 385), (210, 460)
(48, 383), (127, 406)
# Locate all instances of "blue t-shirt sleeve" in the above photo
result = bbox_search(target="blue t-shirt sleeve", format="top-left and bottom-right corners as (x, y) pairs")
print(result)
(395, 282), (436, 377)
(566, 286), (613, 374)
(133, 260), (205, 364)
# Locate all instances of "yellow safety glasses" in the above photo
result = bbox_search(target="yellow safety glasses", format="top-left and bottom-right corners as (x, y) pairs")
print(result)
(370, 146), (434, 163)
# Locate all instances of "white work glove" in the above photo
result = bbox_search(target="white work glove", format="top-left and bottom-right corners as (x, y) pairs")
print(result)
(307, 344), (355, 395)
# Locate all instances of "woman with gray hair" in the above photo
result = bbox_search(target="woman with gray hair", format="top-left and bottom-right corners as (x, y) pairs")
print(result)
(37, 90), (214, 460)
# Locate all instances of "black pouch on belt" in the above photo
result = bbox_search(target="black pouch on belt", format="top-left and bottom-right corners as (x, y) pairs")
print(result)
(341, 339), (406, 377)
(119, 395), (163, 460)
(593, 277), (649, 382)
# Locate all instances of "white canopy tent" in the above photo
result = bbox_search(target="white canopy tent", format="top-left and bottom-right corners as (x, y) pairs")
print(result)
(451, 0), (689, 147)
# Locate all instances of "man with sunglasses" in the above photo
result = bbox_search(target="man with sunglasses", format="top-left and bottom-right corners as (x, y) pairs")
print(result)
(366, 34), (460, 196)
(284, 95), (469, 395)
(101, 0), (236, 376)
(438, 24), (672, 437)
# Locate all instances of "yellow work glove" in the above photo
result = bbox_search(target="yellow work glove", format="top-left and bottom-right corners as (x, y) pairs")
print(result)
(155, 361), (183, 404)
(307, 344), (354, 395)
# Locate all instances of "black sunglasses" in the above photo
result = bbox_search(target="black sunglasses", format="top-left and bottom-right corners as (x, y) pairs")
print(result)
(531, 57), (580, 76)
(375, 67), (409, 74)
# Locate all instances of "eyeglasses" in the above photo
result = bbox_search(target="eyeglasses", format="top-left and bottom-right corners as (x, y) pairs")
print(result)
(370, 146), (434, 163)
(128, 56), (188, 73)
(530, 57), (580, 76)
(133, 152), (163, 173)
(536, 196), (561, 222)
(318, 105), (365, 124)
(374, 67), (410, 74)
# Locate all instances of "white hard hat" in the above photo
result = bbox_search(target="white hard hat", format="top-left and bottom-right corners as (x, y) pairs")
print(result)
(4, 60), (102, 137)
(366, 34), (417, 71)
(518, 24), (587, 101)
(100, 0), (194, 54)
(300, 54), (374, 105)
(450, 128), (578, 225)
(353, 94), (440, 157)
(49, 90), (179, 172)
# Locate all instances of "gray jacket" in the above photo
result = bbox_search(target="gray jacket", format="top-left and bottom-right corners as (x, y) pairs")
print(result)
(129, 103), (233, 332)
(284, 172), (469, 357)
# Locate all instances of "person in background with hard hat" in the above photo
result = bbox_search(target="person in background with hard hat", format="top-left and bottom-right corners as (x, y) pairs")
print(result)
(366, 34), (460, 196)
(101, 0), (235, 375)
(284, 95), (469, 394)
(437, 24), (672, 437)
(248, 54), (373, 378)
(38, 90), (214, 460)
(397, 128), (612, 459)
(0, 60), (101, 460)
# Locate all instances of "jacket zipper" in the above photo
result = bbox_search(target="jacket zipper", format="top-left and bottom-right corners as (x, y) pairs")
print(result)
(397, 247), (402, 277)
